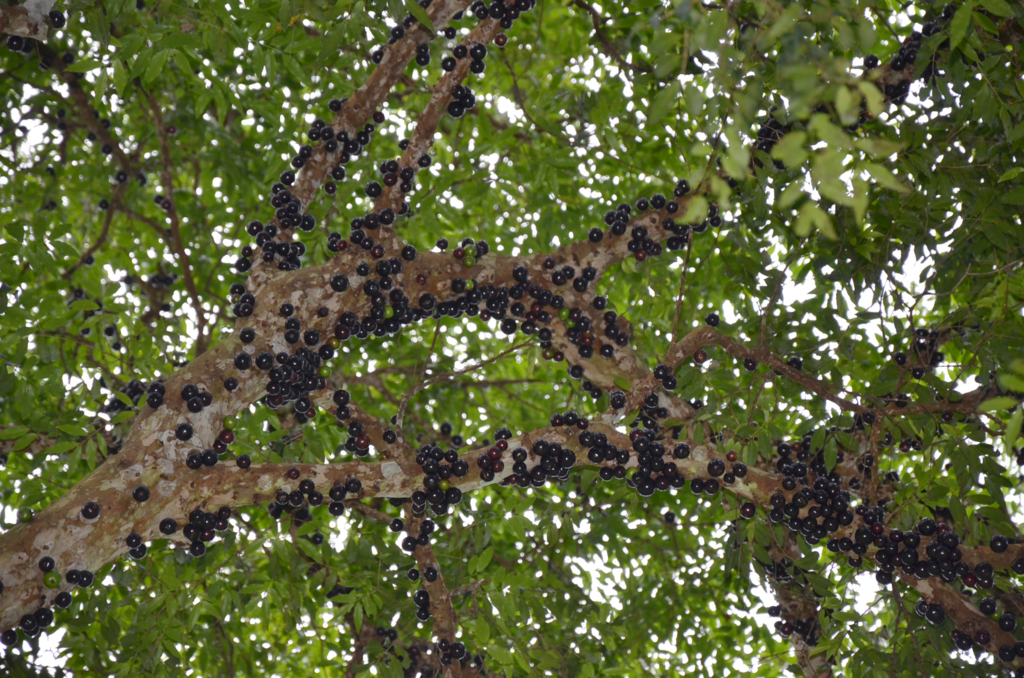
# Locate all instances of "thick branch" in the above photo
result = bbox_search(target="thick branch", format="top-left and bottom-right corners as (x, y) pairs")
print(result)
(0, 5), (49, 40)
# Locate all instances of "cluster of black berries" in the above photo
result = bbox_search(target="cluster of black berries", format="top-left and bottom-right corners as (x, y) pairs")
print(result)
(476, 432), (525, 483)
(233, 105), (384, 276)
(768, 476), (855, 551)
(349, 195), (414, 239)
(411, 586), (433, 621)
(5, 34), (45, 57)
(555, 306), (598, 360)
(630, 430), (689, 497)
(860, 4), (958, 106)
(149, 382), (210, 414)
(249, 341), (327, 416)
(162, 506), (232, 558)
(340, 419), (373, 456)
(415, 42), (432, 67)
(963, 598), (1024, 662)
(880, 519), (1020, 591)
(229, 282), (257, 318)
(330, 258), (425, 340)
(588, 308), (628, 357)
(409, 445), (467, 516)
(434, 636), (471, 667)
(891, 326), (945, 381)
(374, 625), (400, 646)
(446, 84), (477, 118)
(448, 236), (487, 264)
(374, 157), (419, 197)
(471, 0), (535, 28)
(399, 517), (439, 554)
(145, 272), (177, 289)
(326, 583), (355, 602)
(567, 358), (608, 398)
(266, 482), (316, 523)
(769, 606), (821, 646)
(1, 566), (94, 646)
(147, 383), (235, 453)
(270, 182), (315, 230)
(6, 34), (71, 71)
(100, 378), (147, 414)
(510, 435), (578, 489)
(268, 474), (357, 522)
(584, 432), (630, 483)
(652, 363), (678, 391)
(237, 217), (308, 274)
(705, 450), (749, 487)
(152, 192), (173, 211)
(66, 288), (109, 339)
(181, 420), (237, 462)
(369, 0), (448, 64)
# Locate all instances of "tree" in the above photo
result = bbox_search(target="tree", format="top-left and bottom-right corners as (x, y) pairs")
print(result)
(1, 0), (1023, 675)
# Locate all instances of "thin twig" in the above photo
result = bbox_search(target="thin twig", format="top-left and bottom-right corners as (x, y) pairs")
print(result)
(667, 233), (694, 357)
(144, 93), (210, 355)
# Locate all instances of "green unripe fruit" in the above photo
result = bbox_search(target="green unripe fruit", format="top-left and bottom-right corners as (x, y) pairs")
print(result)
(222, 416), (238, 430)
(44, 572), (61, 589)
(319, 365), (332, 378)
(559, 307), (570, 321)
(462, 255), (476, 269)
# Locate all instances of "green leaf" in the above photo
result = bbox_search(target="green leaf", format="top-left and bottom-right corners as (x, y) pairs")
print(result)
(977, 0), (1014, 17)
(794, 202), (837, 240)
(948, 0), (974, 50)
(771, 131), (808, 168)
(41, 441), (78, 456)
(1005, 408), (1023, 455)
(998, 167), (1023, 183)
(64, 58), (102, 73)
(683, 195), (708, 223)
(613, 376), (631, 391)
(353, 603), (363, 633)
(143, 49), (172, 85)
(488, 645), (513, 666)
(478, 546), (494, 572)
(824, 438), (837, 472)
(112, 411), (136, 424)
(282, 55), (307, 85)
(1000, 186), (1024, 204)
(980, 397), (1019, 412)
(475, 619), (491, 644)
(69, 300), (100, 312)
(405, 0), (434, 33)
(112, 59), (127, 95)
(999, 374), (1024, 392)
(13, 434), (37, 451)
(0, 426), (30, 440)
(863, 161), (910, 193)
(57, 425), (88, 437)
(646, 82), (680, 127)
(777, 182), (804, 210)
(101, 616), (121, 647)
(169, 49), (192, 77)
(857, 81), (885, 117)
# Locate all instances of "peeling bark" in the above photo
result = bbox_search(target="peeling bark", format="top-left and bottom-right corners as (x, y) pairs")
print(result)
(0, 5), (49, 41)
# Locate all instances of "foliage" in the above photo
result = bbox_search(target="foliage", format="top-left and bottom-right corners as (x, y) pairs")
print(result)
(1, 0), (1023, 676)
